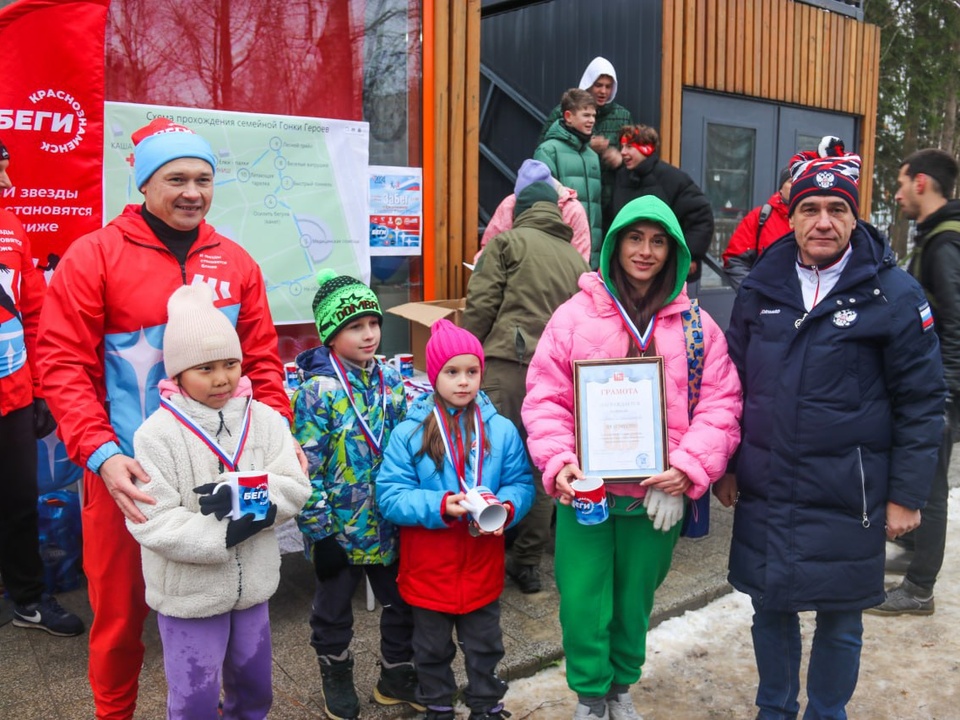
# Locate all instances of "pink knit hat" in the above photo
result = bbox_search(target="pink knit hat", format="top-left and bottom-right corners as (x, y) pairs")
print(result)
(425, 318), (485, 386)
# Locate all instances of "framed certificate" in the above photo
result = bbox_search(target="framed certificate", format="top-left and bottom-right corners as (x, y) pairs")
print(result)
(573, 357), (669, 482)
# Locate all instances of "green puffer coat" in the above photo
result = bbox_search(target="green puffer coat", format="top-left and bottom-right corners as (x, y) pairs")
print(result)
(538, 101), (634, 221)
(534, 120), (603, 268)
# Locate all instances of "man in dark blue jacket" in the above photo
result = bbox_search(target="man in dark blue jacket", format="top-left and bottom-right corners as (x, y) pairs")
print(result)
(718, 152), (946, 720)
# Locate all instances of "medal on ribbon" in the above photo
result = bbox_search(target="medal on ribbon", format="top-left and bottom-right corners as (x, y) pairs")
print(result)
(161, 396), (252, 471)
(330, 353), (388, 455)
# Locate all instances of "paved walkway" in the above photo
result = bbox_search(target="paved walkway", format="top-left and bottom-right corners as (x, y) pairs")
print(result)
(0, 498), (733, 719)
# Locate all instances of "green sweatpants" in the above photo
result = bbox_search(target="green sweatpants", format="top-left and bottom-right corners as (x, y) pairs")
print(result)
(555, 499), (679, 696)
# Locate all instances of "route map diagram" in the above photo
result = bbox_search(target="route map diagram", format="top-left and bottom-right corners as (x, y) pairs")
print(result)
(104, 102), (369, 324)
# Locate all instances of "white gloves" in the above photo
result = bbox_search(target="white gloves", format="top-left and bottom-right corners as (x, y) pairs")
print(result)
(643, 488), (685, 532)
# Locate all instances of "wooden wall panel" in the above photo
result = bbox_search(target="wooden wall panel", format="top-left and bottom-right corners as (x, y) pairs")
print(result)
(660, 0), (881, 218)
(426, 0), (480, 299)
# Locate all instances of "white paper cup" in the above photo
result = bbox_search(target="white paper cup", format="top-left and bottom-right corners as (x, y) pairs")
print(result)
(571, 476), (609, 525)
(215, 471), (270, 521)
(460, 485), (507, 533)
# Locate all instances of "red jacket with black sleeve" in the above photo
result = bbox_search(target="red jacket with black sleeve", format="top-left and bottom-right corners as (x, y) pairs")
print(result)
(722, 191), (792, 290)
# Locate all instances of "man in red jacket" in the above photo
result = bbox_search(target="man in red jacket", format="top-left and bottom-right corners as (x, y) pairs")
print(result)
(0, 138), (84, 638)
(37, 119), (294, 720)
(722, 166), (793, 290)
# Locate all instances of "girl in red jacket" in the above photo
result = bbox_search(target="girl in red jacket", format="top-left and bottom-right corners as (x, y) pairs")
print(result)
(376, 320), (535, 720)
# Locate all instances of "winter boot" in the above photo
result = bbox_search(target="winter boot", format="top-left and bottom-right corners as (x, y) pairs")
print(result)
(318, 651), (360, 720)
(468, 703), (512, 719)
(424, 705), (457, 720)
(506, 556), (542, 594)
(373, 660), (425, 711)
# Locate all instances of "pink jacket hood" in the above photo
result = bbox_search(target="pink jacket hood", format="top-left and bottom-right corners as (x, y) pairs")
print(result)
(158, 375), (254, 401)
(521, 272), (742, 500)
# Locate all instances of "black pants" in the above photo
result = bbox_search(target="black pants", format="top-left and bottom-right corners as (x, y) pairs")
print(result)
(0, 404), (45, 605)
(309, 561), (415, 664)
(900, 429), (953, 592)
(412, 600), (506, 713)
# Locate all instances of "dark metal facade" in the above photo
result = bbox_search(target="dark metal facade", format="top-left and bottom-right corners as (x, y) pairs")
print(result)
(478, 0), (662, 224)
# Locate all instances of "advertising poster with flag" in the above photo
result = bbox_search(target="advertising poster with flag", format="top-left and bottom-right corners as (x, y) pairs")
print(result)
(0, 0), (108, 266)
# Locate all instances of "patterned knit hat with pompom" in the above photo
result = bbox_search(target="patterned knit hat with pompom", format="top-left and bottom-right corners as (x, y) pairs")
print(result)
(311, 269), (382, 345)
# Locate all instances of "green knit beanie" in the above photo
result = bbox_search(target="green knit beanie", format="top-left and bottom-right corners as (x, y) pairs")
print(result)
(311, 269), (382, 345)
(514, 181), (559, 219)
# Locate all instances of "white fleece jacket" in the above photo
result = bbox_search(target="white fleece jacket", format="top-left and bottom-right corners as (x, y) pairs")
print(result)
(128, 383), (310, 619)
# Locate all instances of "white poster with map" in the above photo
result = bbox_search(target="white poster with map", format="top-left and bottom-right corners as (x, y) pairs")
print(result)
(103, 102), (369, 324)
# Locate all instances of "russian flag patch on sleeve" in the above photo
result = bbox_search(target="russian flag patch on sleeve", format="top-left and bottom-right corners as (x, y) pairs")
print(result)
(918, 301), (935, 333)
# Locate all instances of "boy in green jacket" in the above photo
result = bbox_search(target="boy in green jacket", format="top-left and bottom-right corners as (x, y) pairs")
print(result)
(534, 88), (603, 268)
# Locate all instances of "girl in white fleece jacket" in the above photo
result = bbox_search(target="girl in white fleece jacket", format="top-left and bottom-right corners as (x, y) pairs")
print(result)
(127, 284), (309, 720)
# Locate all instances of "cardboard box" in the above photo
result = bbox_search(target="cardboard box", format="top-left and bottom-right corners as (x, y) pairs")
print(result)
(386, 298), (466, 371)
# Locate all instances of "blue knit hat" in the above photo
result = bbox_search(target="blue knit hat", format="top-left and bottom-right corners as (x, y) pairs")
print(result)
(132, 118), (217, 190)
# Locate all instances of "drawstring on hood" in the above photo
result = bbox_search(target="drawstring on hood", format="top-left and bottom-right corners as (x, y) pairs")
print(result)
(599, 195), (691, 307)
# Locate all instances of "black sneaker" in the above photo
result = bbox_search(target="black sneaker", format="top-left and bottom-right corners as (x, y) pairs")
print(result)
(468, 704), (512, 719)
(506, 557), (541, 594)
(318, 653), (360, 720)
(373, 661), (425, 711)
(12, 594), (84, 637)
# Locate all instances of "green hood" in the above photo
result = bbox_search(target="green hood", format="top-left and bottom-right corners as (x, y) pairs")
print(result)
(599, 195), (691, 306)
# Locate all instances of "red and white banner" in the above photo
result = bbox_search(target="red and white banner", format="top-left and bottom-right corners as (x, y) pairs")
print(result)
(0, 0), (108, 264)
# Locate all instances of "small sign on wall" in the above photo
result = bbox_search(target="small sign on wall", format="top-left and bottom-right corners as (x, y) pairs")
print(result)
(369, 165), (422, 256)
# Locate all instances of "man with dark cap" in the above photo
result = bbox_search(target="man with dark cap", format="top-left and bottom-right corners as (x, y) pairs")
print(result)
(36, 119), (295, 720)
(0, 138), (84, 637)
(718, 149), (946, 719)
(463, 181), (589, 593)
(722, 166), (793, 290)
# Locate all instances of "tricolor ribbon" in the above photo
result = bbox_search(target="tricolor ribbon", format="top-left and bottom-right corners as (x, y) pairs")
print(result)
(160, 396), (251, 471)
(433, 405), (484, 493)
(330, 353), (388, 455)
(603, 284), (657, 353)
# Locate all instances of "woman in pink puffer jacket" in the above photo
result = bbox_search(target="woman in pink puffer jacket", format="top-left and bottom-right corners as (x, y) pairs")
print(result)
(521, 195), (742, 720)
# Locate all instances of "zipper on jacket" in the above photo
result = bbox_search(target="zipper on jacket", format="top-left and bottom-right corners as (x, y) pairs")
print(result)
(235, 547), (243, 603)
(855, 446), (870, 528)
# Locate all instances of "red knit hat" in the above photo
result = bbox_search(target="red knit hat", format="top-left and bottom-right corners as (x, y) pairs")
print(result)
(425, 318), (484, 386)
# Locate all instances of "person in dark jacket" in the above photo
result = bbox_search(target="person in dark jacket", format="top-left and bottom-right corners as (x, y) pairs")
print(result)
(722, 167), (792, 290)
(867, 148), (960, 617)
(610, 125), (714, 284)
(462, 182), (589, 594)
(718, 153), (946, 720)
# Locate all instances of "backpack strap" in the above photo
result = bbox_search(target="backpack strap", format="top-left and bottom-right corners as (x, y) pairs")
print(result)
(680, 298), (704, 420)
(679, 298), (709, 538)
(908, 220), (960, 309)
(755, 203), (773, 251)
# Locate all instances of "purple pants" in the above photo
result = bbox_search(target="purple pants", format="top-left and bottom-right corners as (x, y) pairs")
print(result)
(157, 602), (273, 720)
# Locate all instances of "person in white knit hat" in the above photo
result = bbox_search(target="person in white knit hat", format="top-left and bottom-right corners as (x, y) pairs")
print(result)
(127, 283), (310, 720)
